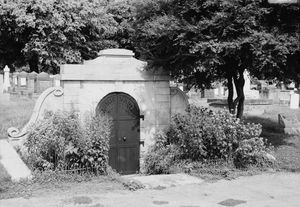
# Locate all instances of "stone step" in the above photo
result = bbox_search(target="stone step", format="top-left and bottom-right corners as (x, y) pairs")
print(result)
(0, 140), (32, 182)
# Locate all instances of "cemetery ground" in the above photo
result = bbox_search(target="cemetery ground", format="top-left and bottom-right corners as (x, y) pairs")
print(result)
(0, 97), (300, 202)
(245, 107), (300, 172)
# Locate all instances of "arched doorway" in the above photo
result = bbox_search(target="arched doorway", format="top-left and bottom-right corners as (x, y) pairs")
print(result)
(97, 92), (140, 174)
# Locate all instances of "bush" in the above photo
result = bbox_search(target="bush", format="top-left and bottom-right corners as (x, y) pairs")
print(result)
(24, 111), (112, 174)
(168, 105), (263, 161)
(144, 105), (273, 174)
(143, 131), (181, 174)
(66, 113), (111, 174)
(144, 144), (181, 174)
(234, 137), (275, 168)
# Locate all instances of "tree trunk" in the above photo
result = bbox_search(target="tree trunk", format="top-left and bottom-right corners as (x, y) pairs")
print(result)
(227, 73), (235, 114)
(29, 53), (39, 73)
(233, 70), (245, 119)
(227, 69), (245, 119)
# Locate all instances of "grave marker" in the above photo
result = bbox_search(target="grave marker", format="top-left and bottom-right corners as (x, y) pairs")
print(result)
(290, 90), (299, 109)
(3, 65), (11, 93)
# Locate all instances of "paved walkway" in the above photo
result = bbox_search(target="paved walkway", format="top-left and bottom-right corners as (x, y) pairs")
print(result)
(0, 173), (300, 207)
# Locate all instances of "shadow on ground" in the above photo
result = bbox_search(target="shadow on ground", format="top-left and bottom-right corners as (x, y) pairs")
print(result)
(243, 115), (290, 147)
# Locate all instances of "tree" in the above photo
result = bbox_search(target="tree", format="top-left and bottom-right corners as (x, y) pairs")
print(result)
(0, 0), (120, 73)
(132, 0), (300, 118)
(0, 2), (26, 71)
(106, 0), (137, 50)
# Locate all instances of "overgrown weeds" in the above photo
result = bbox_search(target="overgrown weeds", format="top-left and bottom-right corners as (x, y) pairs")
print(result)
(144, 105), (276, 176)
(23, 110), (111, 174)
(0, 168), (143, 200)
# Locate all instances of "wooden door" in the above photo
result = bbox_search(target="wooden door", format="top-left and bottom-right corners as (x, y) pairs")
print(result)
(97, 93), (140, 174)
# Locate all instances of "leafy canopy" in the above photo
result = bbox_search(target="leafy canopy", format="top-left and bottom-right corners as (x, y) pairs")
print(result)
(133, 0), (300, 88)
(0, 0), (128, 73)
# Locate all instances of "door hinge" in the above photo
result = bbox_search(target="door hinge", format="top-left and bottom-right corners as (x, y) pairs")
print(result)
(139, 115), (144, 120)
(139, 140), (144, 146)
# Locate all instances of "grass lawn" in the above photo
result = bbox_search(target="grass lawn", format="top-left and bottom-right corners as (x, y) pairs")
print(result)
(0, 156), (11, 183)
(0, 97), (35, 184)
(0, 97), (35, 139)
(244, 105), (300, 172)
(0, 169), (141, 200)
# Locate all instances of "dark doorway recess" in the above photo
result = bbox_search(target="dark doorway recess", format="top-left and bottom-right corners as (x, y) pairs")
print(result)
(97, 92), (140, 174)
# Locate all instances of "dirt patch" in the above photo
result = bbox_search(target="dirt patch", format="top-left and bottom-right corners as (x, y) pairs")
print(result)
(153, 200), (169, 205)
(218, 198), (247, 206)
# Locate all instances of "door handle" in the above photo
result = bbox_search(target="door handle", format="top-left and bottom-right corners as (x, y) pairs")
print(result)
(122, 136), (126, 141)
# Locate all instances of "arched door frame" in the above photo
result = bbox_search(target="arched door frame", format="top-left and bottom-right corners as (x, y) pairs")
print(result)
(96, 92), (141, 174)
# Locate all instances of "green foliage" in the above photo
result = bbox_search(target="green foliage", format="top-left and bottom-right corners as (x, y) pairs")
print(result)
(1, 0), (298, 85)
(144, 105), (273, 174)
(25, 111), (83, 170)
(234, 137), (275, 168)
(106, 0), (137, 49)
(144, 143), (181, 174)
(0, 0), (122, 73)
(24, 111), (112, 174)
(168, 105), (262, 161)
(133, 0), (300, 88)
(68, 113), (111, 174)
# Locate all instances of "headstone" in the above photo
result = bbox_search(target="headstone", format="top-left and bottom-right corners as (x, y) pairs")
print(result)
(37, 72), (51, 93)
(51, 74), (61, 87)
(243, 70), (260, 99)
(19, 71), (28, 86)
(0, 69), (10, 103)
(13, 74), (18, 85)
(170, 87), (188, 115)
(244, 70), (251, 91)
(17, 71), (29, 95)
(278, 113), (300, 134)
(214, 88), (219, 96)
(3, 65), (11, 93)
(10, 72), (19, 95)
(219, 86), (225, 97)
(27, 71), (37, 94)
(290, 90), (299, 109)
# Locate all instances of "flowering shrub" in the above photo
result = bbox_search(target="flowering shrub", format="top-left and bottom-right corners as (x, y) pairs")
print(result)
(144, 144), (181, 174)
(24, 111), (111, 174)
(168, 105), (263, 161)
(234, 137), (274, 168)
(144, 105), (273, 173)
(143, 131), (181, 174)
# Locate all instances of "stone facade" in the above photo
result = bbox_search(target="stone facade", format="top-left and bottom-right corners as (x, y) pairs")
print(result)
(60, 49), (171, 150)
(8, 49), (188, 173)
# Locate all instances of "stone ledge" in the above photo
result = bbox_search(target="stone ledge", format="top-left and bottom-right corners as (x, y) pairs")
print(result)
(0, 140), (32, 182)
